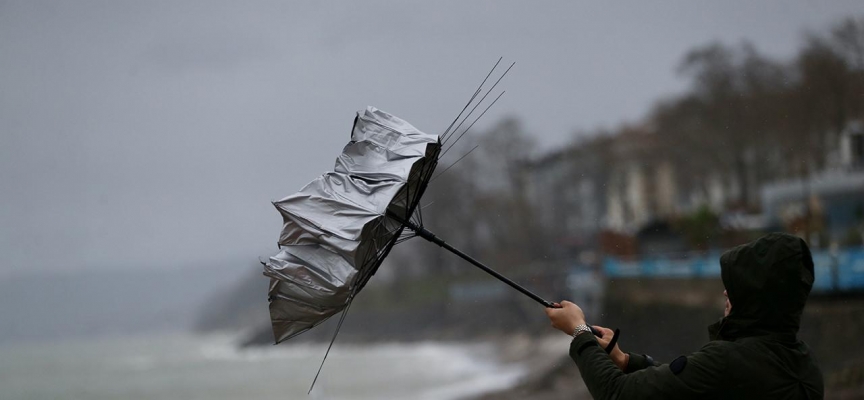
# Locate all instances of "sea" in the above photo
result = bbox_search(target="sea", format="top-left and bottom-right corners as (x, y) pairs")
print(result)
(0, 333), (526, 400)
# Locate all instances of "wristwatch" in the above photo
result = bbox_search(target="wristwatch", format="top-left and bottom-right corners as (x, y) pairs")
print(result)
(572, 324), (592, 338)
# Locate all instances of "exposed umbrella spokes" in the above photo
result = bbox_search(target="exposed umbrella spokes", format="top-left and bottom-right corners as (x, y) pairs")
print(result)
(263, 107), (440, 343)
(260, 60), (608, 394)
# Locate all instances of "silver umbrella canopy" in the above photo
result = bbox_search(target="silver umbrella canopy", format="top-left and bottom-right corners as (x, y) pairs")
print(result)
(262, 82), (609, 394)
(263, 106), (440, 343)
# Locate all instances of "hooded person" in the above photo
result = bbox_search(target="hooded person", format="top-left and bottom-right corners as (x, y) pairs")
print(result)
(545, 233), (824, 399)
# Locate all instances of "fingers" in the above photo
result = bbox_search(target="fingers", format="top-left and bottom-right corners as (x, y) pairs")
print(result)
(593, 326), (611, 341)
(592, 325), (614, 337)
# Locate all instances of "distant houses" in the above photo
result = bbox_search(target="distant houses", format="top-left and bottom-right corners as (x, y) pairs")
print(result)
(523, 120), (864, 259)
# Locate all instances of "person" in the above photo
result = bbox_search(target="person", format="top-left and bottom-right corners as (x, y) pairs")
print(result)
(545, 233), (824, 399)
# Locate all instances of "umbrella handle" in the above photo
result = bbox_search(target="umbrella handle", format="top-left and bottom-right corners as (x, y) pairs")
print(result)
(391, 214), (607, 338)
(398, 216), (558, 308)
(394, 214), (606, 338)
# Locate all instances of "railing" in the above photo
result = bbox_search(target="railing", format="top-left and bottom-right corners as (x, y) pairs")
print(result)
(603, 247), (864, 292)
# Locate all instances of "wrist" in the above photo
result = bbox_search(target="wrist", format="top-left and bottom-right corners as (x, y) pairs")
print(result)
(571, 323), (592, 338)
(614, 352), (630, 371)
(572, 320), (586, 332)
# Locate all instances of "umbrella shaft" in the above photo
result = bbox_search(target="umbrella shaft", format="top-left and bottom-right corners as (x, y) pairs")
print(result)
(401, 219), (556, 308)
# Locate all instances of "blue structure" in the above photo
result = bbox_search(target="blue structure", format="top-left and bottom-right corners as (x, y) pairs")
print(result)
(603, 247), (864, 293)
(761, 170), (864, 241)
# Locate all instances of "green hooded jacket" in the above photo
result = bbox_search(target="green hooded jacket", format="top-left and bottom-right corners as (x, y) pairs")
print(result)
(569, 233), (823, 399)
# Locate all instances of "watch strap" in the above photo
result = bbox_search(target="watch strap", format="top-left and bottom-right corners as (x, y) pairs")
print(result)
(572, 324), (592, 338)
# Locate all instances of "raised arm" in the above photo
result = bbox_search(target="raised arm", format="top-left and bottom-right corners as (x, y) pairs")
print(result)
(570, 331), (730, 400)
(546, 300), (729, 400)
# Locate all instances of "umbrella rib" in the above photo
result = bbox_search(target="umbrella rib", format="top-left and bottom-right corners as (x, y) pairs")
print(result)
(431, 144), (480, 183)
(442, 62), (514, 147)
(417, 155), (439, 226)
(356, 241), (380, 289)
(405, 167), (423, 226)
(395, 234), (416, 245)
(442, 88), (481, 144)
(355, 231), (402, 291)
(360, 228), (397, 267)
(406, 174), (412, 222)
(308, 299), (355, 394)
(409, 179), (421, 226)
(371, 225), (405, 247)
(349, 241), (378, 306)
(441, 57), (502, 142)
(353, 222), (404, 288)
(412, 148), (440, 226)
(440, 90), (506, 159)
(396, 229), (414, 242)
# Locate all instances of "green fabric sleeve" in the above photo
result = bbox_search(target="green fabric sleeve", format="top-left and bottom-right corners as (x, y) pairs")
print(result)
(569, 334), (731, 400)
(624, 352), (658, 373)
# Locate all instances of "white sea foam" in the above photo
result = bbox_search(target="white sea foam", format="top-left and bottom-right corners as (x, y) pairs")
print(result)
(3, 333), (530, 400)
(195, 335), (528, 400)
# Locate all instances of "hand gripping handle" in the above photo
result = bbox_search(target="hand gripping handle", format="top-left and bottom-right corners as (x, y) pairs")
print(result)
(547, 303), (614, 340)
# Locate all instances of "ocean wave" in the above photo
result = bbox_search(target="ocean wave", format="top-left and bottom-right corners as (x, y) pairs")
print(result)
(107, 333), (529, 400)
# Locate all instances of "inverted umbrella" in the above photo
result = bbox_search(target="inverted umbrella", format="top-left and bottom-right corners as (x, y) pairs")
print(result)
(263, 106), (442, 343)
(263, 62), (613, 391)
(264, 103), (564, 335)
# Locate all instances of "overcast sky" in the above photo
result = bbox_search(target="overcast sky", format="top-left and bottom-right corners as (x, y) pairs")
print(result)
(2, 1), (862, 276)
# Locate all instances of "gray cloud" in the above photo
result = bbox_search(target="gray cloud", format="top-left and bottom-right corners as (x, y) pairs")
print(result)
(1, 0), (862, 276)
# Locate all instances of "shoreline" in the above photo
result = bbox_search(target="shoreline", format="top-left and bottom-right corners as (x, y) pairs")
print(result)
(466, 334), (591, 400)
(236, 327), (589, 399)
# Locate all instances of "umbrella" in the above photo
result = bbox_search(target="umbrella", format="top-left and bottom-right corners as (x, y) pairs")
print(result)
(262, 61), (612, 390)
(263, 106), (442, 344)
(264, 104), (564, 338)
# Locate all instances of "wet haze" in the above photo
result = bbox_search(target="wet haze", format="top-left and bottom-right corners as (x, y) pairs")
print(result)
(2, 1), (863, 276)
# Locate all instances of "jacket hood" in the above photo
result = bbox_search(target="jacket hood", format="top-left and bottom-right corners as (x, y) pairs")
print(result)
(709, 233), (814, 341)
